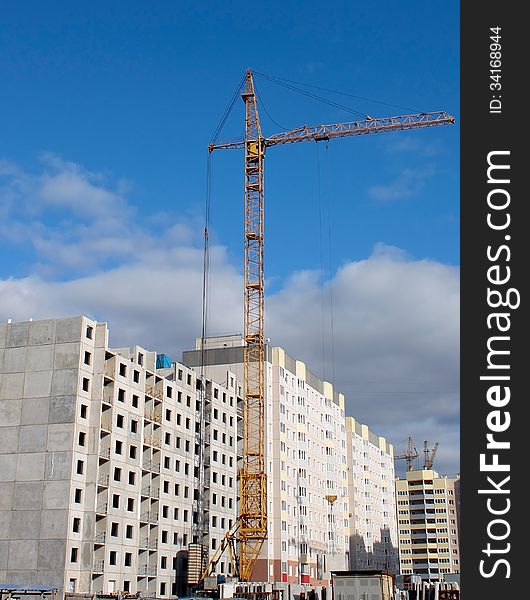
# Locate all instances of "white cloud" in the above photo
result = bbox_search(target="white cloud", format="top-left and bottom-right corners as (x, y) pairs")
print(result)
(0, 157), (460, 476)
(368, 165), (436, 202)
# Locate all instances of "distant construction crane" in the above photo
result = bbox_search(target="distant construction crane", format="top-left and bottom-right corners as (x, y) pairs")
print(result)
(423, 440), (439, 469)
(201, 69), (454, 582)
(395, 436), (420, 472)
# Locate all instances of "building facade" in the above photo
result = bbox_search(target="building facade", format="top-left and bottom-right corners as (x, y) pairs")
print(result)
(0, 317), (239, 596)
(395, 469), (460, 580)
(183, 335), (399, 586)
(345, 417), (398, 572)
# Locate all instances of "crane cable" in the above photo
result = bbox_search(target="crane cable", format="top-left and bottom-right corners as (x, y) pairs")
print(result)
(316, 142), (337, 388)
(254, 70), (420, 114)
(255, 70), (369, 119)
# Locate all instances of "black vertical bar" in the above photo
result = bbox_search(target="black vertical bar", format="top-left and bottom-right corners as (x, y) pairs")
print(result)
(461, 1), (526, 597)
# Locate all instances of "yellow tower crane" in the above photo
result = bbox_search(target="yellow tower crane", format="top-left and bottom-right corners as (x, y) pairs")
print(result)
(202, 68), (454, 582)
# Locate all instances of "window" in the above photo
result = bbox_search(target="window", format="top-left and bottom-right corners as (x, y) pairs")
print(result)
(129, 445), (137, 459)
(112, 494), (120, 508)
(111, 522), (119, 537)
(166, 386), (172, 398)
(119, 363), (127, 377)
(126, 525), (133, 539)
(124, 552), (132, 567)
(72, 517), (81, 533)
(70, 547), (78, 563)
(161, 556), (167, 569)
(78, 432), (86, 447)
(74, 488), (82, 503)
(138, 352), (144, 366)
(114, 467), (122, 482)
(160, 583), (166, 596)
(128, 471), (136, 485)
(76, 460), (84, 475)
(115, 440), (123, 455)
(133, 370), (140, 383)
(84, 351), (91, 365)
(131, 420), (138, 433)
(178, 369), (183, 381)
(80, 404), (88, 419)
(162, 505), (169, 518)
(118, 388), (125, 402)
(174, 483), (180, 496)
(183, 510), (188, 522)
(132, 394), (139, 408)
(86, 325), (93, 339)
(175, 436), (181, 449)
(161, 530), (168, 543)
(82, 378), (89, 392)
(163, 480), (169, 494)
(164, 456), (170, 469)
(127, 498), (134, 512)
(109, 551), (117, 565)
(165, 432), (171, 445)
(165, 409), (171, 422)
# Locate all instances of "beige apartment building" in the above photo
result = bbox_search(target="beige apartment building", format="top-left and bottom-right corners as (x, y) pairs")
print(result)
(0, 317), (239, 597)
(183, 335), (399, 587)
(345, 417), (398, 572)
(395, 469), (460, 580)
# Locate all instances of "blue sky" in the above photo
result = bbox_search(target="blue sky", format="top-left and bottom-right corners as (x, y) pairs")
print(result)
(0, 1), (460, 475)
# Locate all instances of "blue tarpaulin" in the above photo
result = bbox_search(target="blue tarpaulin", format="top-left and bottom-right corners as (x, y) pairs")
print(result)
(156, 353), (172, 369)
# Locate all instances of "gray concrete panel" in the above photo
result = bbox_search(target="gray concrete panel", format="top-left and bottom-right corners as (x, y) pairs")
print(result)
(48, 396), (76, 424)
(0, 540), (8, 569)
(51, 370), (79, 396)
(0, 483), (14, 510)
(16, 452), (46, 481)
(47, 424), (74, 452)
(0, 427), (19, 454)
(56, 317), (83, 344)
(18, 425), (48, 453)
(8, 539), (38, 570)
(0, 375), (24, 401)
(0, 324), (6, 348)
(24, 370), (53, 398)
(21, 397), (50, 425)
(43, 480), (71, 509)
(44, 451), (72, 481)
(0, 455), (17, 482)
(40, 509), (68, 539)
(38, 540), (66, 571)
(54, 343), (81, 370)
(0, 511), (11, 539)
(27, 345), (55, 371)
(11, 509), (42, 539)
(3, 347), (27, 373)
(6, 322), (30, 348)
(13, 481), (44, 510)
(29, 320), (57, 346)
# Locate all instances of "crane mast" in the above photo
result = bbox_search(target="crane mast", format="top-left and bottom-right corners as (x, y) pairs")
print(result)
(239, 70), (268, 581)
(204, 68), (454, 582)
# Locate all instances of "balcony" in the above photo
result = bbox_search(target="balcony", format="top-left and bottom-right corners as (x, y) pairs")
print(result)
(138, 564), (157, 577)
(141, 486), (160, 499)
(94, 531), (106, 545)
(143, 460), (161, 473)
(98, 447), (111, 460)
(97, 474), (109, 487)
(144, 409), (162, 424)
(96, 502), (108, 515)
(144, 434), (161, 448)
(145, 385), (163, 400)
(93, 560), (104, 573)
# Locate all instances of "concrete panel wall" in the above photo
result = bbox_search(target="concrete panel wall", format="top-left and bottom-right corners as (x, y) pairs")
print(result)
(0, 317), (89, 590)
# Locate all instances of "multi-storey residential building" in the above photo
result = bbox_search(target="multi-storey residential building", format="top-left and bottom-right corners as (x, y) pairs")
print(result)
(345, 417), (398, 572)
(184, 336), (350, 586)
(395, 469), (460, 581)
(0, 317), (239, 597)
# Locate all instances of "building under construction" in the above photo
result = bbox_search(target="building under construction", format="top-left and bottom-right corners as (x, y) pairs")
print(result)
(0, 316), (397, 598)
